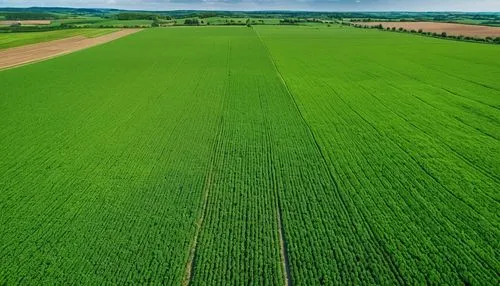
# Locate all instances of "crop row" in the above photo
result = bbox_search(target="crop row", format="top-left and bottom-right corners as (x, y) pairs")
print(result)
(257, 25), (499, 284)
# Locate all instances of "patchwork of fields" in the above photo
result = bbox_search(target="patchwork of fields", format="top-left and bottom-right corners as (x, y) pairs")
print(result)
(0, 26), (498, 285)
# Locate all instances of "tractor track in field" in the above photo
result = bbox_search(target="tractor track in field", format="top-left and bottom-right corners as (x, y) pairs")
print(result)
(0, 29), (141, 70)
(256, 71), (293, 286)
(182, 117), (224, 286)
(182, 40), (231, 286)
(256, 28), (408, 284)
(255, 29), (297, 286)
(181, 160), (213, 286)
(276, 196), (292, 286)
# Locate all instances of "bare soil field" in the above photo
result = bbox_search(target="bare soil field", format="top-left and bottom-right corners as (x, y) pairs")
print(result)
(363, 22), (500, 38)
(0, 29), (140, 70)
(0, 20), (52, 25)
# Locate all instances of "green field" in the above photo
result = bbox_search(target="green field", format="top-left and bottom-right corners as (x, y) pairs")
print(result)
(49, 16), (106, 27)
(0, 26), (498, 285)
(0, 28), (117, 49)
(88, 19), (153, 27)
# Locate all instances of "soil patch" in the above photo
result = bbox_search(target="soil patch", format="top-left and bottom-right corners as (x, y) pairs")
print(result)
(0, 29), (141, 70)
(363, 22), (500, 38)
(0, 20), (52, 25)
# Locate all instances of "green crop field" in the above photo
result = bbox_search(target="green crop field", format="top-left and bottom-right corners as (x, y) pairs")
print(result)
(0, 28), (117, 49)
(88, 19), (154, 27)
(0, 26), (498, 285)
(49, 17), (107, 27)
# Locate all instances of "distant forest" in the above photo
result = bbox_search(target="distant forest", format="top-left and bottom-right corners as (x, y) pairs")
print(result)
(1, 7), (499, 21)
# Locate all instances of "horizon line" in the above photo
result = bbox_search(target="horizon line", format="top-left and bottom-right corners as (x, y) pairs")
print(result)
(0, 6), (499, 13)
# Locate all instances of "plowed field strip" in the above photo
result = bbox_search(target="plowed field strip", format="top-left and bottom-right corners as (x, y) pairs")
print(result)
(0, 29), (141, 70)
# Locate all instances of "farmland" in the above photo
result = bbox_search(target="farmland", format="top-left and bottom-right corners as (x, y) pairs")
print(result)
(87, 19), (154, 28)
(0, 26), (499, 285)
(0, 28), (117, 49)
(363, 21), (500, 38)
(0, 29), (140, 70)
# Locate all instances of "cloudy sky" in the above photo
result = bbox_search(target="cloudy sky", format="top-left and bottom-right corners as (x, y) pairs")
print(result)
(1, 0), (499, 12)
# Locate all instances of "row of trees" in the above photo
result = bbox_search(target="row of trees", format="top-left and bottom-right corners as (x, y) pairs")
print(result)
(115, 12), (171, 21)
(2, 12), (55, 20)
(183, 19), (200, 26)
(279, 18), (304, 25)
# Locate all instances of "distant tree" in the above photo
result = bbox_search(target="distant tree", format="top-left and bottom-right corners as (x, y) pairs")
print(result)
(280, 18), (302, 25)
(494, 37), (500, 44)
(116, 12), (158, 21)
(199, 12), (217, 18)
(418, 29), (423, 33)
(184, 18), (200, 25)
(5, 12), (54, 20)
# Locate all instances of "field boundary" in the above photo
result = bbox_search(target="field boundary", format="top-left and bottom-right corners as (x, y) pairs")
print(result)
(0, 29), (141, 70)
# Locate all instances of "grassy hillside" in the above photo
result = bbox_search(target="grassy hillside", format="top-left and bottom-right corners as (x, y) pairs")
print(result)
(0, 26), (498, 285)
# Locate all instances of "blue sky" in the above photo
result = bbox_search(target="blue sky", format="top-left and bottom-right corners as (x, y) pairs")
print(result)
(1, 0), (499, 11)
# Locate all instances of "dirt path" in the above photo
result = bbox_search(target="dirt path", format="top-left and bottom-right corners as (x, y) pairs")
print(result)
(0, 29), (141, 70)
(362, 22), (500, 38)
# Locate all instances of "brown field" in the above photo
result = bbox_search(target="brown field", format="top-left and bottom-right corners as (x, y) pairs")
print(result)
(0, 20), (52, 25)
(0, 29), (141, 70)
(362, 22), (500, 38)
